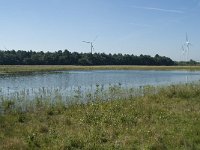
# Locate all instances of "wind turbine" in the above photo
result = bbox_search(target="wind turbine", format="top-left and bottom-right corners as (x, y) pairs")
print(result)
(181, 45), (187, 61)
(82, 41), (93, 54)
(185, 33), (192, 62)
(4, 46), (9, 51)
(82, 36), (98, 54)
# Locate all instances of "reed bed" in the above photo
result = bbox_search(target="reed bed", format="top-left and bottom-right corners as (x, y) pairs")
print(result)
(1, 65), (200, 74)
(0, 84), (154, 113)
(0, 82), (200, 149)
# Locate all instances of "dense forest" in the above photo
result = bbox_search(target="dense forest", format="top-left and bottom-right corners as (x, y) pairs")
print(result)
(0, 49), (175, 66)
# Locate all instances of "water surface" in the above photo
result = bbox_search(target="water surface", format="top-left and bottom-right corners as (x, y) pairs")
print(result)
(0, 70), (200, 98)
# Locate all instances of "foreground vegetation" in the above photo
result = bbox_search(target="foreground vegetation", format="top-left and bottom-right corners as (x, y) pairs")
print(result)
(1, 83), (200, 149)
(1, 65), (200, 74)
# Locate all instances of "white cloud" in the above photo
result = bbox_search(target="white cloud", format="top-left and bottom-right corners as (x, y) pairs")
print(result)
(130, 5), (184, 14)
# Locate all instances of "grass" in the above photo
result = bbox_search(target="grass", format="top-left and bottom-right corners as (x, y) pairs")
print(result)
(1, 65), (200, 74)
(0, 83), (200, 149)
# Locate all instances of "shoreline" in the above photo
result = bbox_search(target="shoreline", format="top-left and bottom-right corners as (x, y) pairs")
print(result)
(1, 65), (200, 74)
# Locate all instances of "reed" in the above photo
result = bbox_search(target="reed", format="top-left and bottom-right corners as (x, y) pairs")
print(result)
(0, 83), (200, 149)
(1, 65), (200, 74)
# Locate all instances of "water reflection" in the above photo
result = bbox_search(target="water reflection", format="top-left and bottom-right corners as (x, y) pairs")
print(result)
(0, 70), (200, 98)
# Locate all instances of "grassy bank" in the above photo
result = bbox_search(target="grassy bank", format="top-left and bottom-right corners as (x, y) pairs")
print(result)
(0, 83), (200, 149)
(1, 65), (200, 74)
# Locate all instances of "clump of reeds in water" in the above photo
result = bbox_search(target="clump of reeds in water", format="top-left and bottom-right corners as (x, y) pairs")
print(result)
(1, 82), (200, 114)
(0, 83), (156, 113)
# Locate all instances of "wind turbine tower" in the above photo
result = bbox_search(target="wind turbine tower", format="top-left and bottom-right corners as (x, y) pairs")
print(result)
(185, 33), (192, 62)
(82, 41), (93, 54)
(181, 45), (186, 61)
(82, 36), (98, 54)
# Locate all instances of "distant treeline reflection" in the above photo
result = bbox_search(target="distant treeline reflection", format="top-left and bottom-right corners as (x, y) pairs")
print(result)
(0, 49), (175, 66)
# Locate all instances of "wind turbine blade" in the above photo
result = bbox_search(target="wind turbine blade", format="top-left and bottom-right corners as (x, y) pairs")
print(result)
(186, 33), (188, 42)
(93, 35), (98, 43)
(4, 46), (9, 51)
(181, 46), (185, 54)
(82, 41), (91, 44)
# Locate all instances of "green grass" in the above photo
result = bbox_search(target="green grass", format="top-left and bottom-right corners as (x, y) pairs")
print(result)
(1, 83), (200, 149)
(1, 65), (200, 74)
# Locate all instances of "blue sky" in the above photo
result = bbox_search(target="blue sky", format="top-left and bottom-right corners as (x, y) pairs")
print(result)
(0, 0), (200, 61)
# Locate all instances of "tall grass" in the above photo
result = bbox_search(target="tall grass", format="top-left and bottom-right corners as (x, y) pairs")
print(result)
(1, 65), (200, 74)
(0, 84), (150, 113)
(0, 83), (200, 149)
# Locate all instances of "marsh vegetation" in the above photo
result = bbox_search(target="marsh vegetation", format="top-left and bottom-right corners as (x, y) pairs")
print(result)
(1, 65), (200, 74)
(0, 82), (200, 149)
(1, 70), (200, 101)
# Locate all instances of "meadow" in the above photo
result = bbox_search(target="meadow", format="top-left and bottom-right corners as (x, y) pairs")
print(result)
(1, 65), (200, 74)
(0, 82), (200, 149)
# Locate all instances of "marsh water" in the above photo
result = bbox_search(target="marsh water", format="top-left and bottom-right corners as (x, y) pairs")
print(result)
(0, 70), (200, 99)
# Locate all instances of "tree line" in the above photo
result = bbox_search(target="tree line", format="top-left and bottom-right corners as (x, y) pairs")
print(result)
(0, 49), (175, 66)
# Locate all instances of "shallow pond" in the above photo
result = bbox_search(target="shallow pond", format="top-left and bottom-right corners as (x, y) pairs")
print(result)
(0, 70), (200, 99)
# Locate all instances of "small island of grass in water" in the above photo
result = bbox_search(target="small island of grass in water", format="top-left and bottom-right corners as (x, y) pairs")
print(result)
(0, 83), (200, 149)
